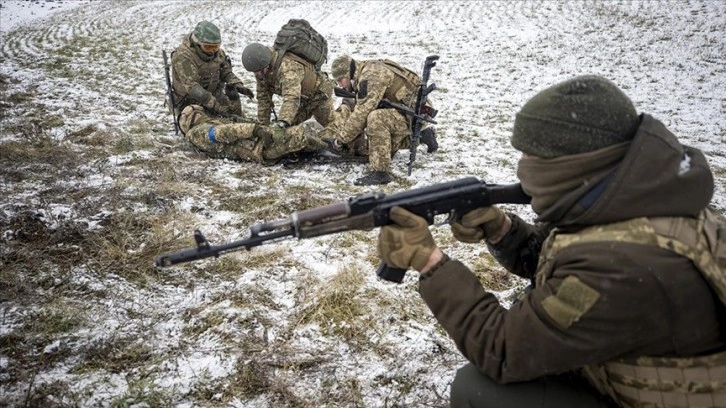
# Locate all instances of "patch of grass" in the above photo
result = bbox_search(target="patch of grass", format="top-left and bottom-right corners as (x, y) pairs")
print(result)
(23, 304), (85, 335)
(85, 209), (194, 287)
(74, 337), (153, 374)
(21, 379), (79, 408)
(295, 265), (371, 343)
(227, 359), (271, 399)
(109, 379), (172, 408)
(182, 309), (227, 337)
(7, 91), (34, 103)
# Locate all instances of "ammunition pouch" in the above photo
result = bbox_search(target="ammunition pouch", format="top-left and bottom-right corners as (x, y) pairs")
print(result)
(300, 71), (318, 98)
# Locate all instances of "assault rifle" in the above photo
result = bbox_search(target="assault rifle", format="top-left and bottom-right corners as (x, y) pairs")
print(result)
(162, 50), (180, 135)
(155, 177), (531, 283)
(332, 88), (438, 127)
(408, 55), (439, 176)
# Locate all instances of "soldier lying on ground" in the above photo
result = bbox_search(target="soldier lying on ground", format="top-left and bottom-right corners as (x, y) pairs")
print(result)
(178, 105), (326, 165)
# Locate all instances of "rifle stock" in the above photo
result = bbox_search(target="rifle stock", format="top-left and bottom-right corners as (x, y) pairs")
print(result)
(155, 177), (531, 283)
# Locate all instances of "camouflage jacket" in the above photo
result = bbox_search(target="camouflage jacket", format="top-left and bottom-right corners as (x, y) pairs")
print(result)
(255, 48), (329, 125)
(171, 33), (243, 109)
(419, 114), (724, 384)
(338, 59), (421, 144)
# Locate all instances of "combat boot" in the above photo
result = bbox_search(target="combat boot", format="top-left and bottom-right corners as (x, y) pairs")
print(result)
(420, 127), (438, 153)
(354, 171), (392, 186)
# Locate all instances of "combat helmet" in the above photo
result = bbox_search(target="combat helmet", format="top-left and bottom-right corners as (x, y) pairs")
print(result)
(331, 55), (353, 80)
(192, 21), (221, 44)
(242, 43), (273, 72)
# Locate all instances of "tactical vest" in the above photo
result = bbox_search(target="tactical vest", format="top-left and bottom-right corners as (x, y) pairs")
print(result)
(376, 59), (420, 106)
(172, 37), (226, 104)
(535, 208), (726, 408)
(272, 51), (321, 99)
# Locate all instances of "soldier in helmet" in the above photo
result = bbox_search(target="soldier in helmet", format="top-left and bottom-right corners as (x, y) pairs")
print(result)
(376, 75), (725, 407)
(325, 54), (438, 186)
(241, 42), (335, 131)
(178, 104), (327, 165)
(171, 21), (254, 125)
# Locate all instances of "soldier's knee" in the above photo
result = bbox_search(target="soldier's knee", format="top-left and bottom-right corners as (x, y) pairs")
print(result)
(367, 109), (386, 126)
(450, 364), (497, 408)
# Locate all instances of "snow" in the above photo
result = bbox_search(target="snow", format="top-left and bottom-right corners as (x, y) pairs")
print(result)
(1, 0), (724, 406)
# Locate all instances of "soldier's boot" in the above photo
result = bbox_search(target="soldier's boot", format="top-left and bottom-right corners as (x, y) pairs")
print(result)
(350, 133), (369, 156)
(420, 127), (438, 153)
(354, 171), (392, 186)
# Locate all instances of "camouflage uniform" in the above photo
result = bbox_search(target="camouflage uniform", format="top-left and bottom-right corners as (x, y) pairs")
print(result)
(255, 47), (334, 126)
(179, 105), (325, 164)
(171, 31), (247, 119)
(334, 58), (431, 175)
(421, 115), (724, 407)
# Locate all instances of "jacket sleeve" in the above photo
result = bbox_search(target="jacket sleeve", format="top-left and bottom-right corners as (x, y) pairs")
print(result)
(417, 242), (703, 384)
(486, 214), (551, 282)
(171, 52), (201, 97)
(339, 67), (390, 143)
(256, 79), (273, 124)
(219, 51), (243, 86)
(276, 59), (307, 125)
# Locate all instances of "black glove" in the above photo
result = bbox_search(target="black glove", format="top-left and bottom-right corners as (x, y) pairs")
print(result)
(341, 98), (356, 110)
(234, 83), (254, 100)
(225, 83), (240, 101)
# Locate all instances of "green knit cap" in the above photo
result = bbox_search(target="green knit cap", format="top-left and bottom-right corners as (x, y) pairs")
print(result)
(511, 75), (640, 158)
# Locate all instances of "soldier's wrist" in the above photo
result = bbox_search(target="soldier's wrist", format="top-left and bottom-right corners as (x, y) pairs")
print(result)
(420, 248), (448, 275)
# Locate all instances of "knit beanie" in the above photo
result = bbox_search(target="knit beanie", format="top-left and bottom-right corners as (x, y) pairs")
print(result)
(510, 75), (640, 158)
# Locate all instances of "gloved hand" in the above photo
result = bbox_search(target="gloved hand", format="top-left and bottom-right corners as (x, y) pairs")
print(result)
(271, 125), (286, 144)
(378, 206), (437, 271)
(450, 206), (509, 244)
(225, 83), (240, 100)
(233, 83), (254, 100)
(341, 98), (356, 110)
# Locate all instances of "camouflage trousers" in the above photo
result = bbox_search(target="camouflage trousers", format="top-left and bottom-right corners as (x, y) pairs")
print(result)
(185, 121), (325, 164)
(366, 108), (410, 172)
(318, 104), (369, 157)
(290, 85), (335, 127)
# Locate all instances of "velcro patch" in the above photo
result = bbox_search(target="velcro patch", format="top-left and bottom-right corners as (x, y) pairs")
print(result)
(541, 275), (600, 329)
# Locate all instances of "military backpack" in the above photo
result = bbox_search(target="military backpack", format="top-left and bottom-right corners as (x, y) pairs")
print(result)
(273, 19), (328, 72)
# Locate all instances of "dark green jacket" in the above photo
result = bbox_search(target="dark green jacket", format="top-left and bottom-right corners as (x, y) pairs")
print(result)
(171, 33), (242, 110)
(420, 115), (724, 383)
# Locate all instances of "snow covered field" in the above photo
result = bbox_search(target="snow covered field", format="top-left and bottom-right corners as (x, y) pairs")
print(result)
(1, 1), (724, 406)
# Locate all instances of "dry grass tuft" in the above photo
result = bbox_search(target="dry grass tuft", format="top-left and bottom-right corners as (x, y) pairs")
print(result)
(295, 264), (372, 343)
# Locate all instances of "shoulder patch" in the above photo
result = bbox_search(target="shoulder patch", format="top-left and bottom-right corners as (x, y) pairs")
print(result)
(541, 275), (600, 329)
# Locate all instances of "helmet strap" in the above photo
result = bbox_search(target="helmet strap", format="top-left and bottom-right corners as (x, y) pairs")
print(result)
(349, 59), (356, 80)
